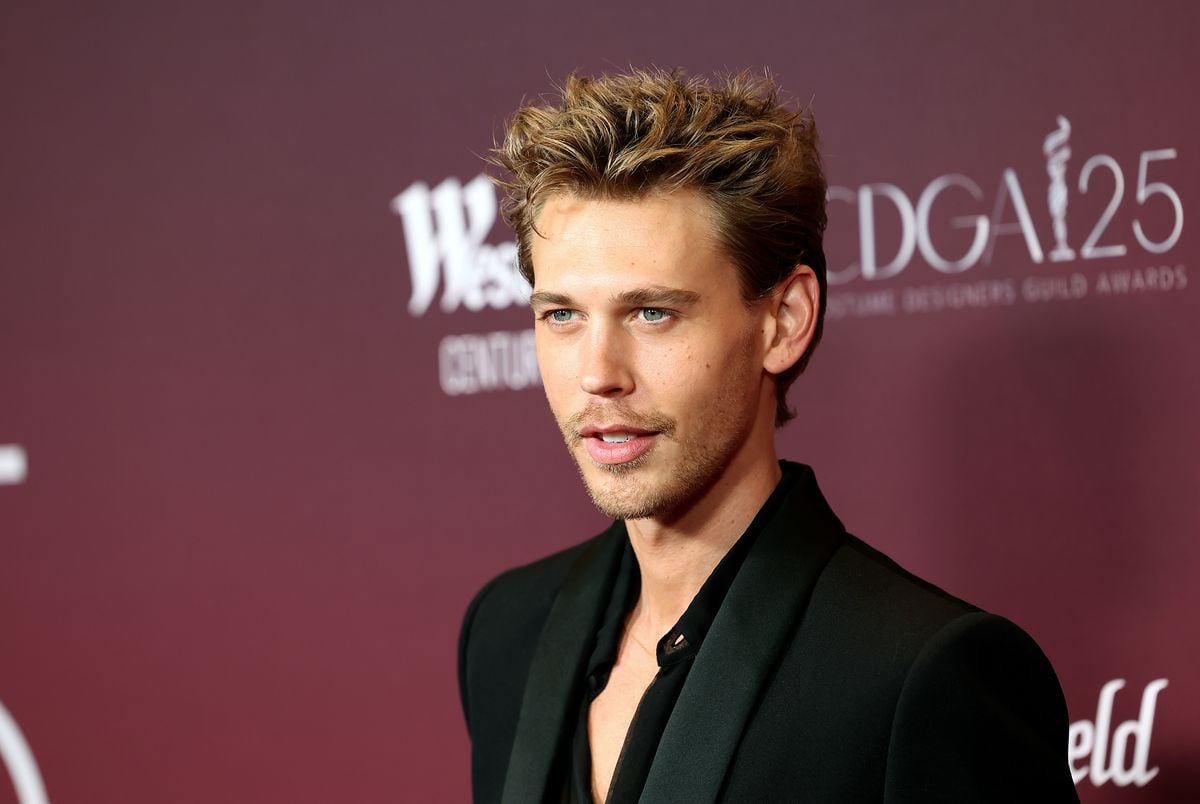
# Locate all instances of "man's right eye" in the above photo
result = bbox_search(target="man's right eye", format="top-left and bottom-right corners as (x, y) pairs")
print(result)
(547, 309), (575, 323)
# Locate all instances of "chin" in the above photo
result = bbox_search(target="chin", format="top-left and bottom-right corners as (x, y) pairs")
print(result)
(577, 456), (688, 521)
(585, 483), (666, 521)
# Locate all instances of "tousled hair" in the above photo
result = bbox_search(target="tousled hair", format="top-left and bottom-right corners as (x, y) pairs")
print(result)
(489, 68), (827, 426)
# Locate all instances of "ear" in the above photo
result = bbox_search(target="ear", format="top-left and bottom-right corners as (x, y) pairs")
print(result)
(762, 265), (820, 375)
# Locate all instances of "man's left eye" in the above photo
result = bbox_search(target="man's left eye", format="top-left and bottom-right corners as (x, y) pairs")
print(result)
(639, 308), (669, 323)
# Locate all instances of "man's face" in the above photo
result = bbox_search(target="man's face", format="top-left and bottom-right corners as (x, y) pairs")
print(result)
(530, 190), (774, 521)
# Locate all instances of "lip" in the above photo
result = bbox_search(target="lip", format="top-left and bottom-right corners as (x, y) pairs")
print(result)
(579, 424), (659, 465)
(579, 423), (657, 438)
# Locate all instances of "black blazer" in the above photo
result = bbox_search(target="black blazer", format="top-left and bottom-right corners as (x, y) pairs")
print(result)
(459, 464), (1079, 802)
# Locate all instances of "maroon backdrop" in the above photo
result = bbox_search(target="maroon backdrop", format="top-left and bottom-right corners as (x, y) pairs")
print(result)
(2, 1), (1196, 801)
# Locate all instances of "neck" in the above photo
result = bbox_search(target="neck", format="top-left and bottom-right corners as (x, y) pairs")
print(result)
(624, 445), (782, 640)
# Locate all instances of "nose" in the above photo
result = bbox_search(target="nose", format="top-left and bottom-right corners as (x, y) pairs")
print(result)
(579, 322), (634, 398)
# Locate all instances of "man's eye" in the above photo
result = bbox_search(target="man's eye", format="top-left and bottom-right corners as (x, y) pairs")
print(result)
(548, 309), (575, 323)
(639, 308), (669, 323)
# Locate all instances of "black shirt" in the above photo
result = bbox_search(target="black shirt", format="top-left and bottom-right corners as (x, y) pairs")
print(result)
(565, 465), (799, 803)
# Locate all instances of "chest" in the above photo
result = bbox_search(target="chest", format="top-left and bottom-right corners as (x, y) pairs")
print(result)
(587, 649), (659, 800)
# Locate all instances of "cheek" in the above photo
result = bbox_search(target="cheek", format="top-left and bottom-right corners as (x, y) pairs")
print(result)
(702, 323), (761, 375)
(656, 333), (757, 401)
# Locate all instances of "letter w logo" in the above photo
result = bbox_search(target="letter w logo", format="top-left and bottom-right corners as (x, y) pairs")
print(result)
(392, 174), (511, 316)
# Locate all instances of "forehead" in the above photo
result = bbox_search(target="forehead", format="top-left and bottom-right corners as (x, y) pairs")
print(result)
(530, 190), (731, 292)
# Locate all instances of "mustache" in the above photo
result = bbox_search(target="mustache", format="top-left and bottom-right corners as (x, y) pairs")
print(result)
(562, 403), (676, 447)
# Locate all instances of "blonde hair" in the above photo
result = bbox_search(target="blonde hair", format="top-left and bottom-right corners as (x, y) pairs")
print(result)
(490, 68), (826, 425)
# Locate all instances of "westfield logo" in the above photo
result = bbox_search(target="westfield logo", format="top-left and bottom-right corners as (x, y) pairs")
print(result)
(1070, 678), (1169, 787)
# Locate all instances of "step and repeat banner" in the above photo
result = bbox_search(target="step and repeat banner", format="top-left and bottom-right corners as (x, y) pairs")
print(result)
(1, 1), (1196, 801)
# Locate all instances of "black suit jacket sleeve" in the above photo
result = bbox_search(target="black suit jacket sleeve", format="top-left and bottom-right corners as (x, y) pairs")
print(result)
(883, 612), (1076, 802)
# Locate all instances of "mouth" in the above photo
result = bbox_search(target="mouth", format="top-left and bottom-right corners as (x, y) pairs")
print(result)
(578, 424), (661, 465)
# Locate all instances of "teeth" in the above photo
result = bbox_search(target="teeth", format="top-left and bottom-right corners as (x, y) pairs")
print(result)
(600, 433), (636, 443)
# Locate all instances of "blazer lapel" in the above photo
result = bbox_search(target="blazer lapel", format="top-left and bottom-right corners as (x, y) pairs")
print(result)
(502, 522), (628, 804)
(641, 465), (846, 803)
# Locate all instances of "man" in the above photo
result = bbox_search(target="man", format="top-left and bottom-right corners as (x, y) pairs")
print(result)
(458, 69), (1078, 803)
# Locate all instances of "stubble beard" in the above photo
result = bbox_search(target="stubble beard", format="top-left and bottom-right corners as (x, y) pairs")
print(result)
(559, 393), (755, 522)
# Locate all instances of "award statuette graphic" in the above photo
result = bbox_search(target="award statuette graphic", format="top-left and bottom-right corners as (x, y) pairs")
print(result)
(1043, 115), (1077, 262)
(0, 699), (49, 804)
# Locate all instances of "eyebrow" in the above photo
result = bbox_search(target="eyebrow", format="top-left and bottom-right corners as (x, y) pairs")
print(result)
(528, 291), (575, 310)
(529, 286), (702, 310)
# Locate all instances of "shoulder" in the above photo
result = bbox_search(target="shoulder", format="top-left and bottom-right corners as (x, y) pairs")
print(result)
(795, 530), (1067, 720)
(777, 463), (984, 642)
(883, 608), (1076, 798)
(456, 528), (616, 800)
(464, 537), (595, 634)
(458, 530), (601, 673)
(819, 534), (980, 633)
(456, 526), (615, 732)
(815, 533), (1065, 687)
(794, 532), (985, 687)
(814, 536), (1075, 797)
